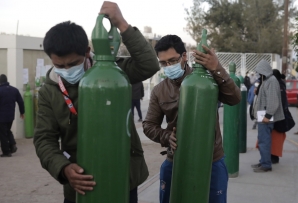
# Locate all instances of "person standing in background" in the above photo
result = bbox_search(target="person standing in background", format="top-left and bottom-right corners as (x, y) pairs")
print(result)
(251, 60), (284, 172)
(250, 72), (257, 84)
(0, 74), (25, 157)
(248, 80), (260, 129)
(270, 69), (290, 163)
(244, 71), (251, 90)
(132, 82), (144, 122)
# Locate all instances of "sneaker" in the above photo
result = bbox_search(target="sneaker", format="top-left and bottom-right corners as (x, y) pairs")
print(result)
(1, 153), (12, 157)
(11, 145), (17, 153)
(253, 166), (272, 172)
(138, 119), (142, 122)
(251, 163), (261, 169)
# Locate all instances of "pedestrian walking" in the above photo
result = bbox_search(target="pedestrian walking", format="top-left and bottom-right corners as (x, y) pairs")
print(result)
(0, 74), (24, 157)
(132, 82), (144, 122)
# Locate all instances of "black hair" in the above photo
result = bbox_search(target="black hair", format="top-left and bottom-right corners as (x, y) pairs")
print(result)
(0, 74), (7, 84)
(154, 35), (186, 56)
(43, 21), (88, 57)
(281, 74), (286, 80)
(273, 69), (282, 80)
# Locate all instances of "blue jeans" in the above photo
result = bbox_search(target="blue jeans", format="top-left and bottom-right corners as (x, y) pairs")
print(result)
(257, 122), (274, 168)
(160, 157), (228, 203)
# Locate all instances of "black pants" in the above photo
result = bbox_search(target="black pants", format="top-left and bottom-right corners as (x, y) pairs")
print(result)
(64, 187), (138, 203)
(131, 99), (142, 120)
(0, 121), (16, 154)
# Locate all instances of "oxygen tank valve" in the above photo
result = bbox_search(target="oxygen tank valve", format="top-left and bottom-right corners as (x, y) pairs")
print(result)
(194, 29), (208, 69)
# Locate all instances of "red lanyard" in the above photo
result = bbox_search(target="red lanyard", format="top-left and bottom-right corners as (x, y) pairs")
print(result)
(58, 76), (77, 115)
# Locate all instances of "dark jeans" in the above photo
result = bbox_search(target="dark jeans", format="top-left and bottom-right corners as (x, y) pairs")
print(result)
(131, 99), (142, 120)
(0, 121), (16, 154)
(64, 187), (138, 203)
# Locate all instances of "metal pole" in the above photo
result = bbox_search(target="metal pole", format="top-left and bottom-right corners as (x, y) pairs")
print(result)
(282, 0), (289, 75)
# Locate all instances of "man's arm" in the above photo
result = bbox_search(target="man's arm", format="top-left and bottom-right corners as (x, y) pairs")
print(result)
(34, 88), (95, 194)
(143, 88), (172, 147)
(33, 88), (71, 184)
(16, 89), (25, 115)
(117, 26), (160, 84)
(211, 63), (241, 105)
(99, 1), (159, 84)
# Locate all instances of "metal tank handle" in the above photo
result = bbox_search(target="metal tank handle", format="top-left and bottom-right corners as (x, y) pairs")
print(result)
(92, 14), (121, 61)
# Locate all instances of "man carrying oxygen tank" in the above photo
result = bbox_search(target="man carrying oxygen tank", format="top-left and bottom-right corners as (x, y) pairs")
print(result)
(143, 35), (241, 203)
(33, 2), (160, 203)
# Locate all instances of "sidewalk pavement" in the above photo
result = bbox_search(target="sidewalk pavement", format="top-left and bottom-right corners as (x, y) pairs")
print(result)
(0, 93), (298, 203)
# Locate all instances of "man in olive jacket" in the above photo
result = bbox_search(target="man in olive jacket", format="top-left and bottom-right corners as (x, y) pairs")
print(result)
(143, 35), (241, 203)
(33, 2), (159, 203)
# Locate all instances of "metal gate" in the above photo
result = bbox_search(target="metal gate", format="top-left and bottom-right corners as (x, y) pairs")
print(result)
(188, 52), (280, 75)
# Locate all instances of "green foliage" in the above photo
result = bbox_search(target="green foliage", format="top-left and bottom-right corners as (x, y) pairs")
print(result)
(292, 17), (298, 55)
(185, 0), (296, 54)
(185, 0), (205, 43)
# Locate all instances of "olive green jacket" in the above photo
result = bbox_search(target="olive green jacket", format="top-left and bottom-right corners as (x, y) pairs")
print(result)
(33, 25), (159, 202)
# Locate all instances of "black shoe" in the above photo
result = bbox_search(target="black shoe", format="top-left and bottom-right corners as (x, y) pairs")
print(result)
(138, 119), (142, 122)
(1, 153), (12, 157)
(253, 166), (272, 172)
(10, 145), (17, 153)
(272, 160), (279, 164)
(271, 154), (279, 164)
(251, 163), (261, 169)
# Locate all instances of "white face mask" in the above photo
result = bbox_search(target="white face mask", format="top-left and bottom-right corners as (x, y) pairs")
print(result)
(54, 58), (85, 84)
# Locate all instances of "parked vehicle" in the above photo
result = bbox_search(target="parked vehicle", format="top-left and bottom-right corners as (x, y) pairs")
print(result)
(286, 80), (298, 106)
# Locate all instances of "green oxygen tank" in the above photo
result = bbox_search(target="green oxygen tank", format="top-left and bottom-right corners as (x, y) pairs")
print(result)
(170, 29), (219, 203)
(238, 75), (247, 153)
(77, 15), (131, 203)
(223, 62), (240, 177)
(24, 84), (34, 138)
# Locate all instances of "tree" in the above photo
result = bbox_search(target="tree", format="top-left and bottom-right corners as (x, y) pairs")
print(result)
(185, 0), (205, 43)
(185, 0), (297, 54)
(292, 17), (298, 55)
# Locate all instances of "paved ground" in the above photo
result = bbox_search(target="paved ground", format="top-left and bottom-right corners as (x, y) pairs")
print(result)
(1, 93), (298, 203)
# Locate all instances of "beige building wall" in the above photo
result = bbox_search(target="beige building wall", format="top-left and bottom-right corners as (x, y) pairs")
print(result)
(23, 50), (51, 90)
(0, 35), (46, 139)
(0, 49), (7, 75)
